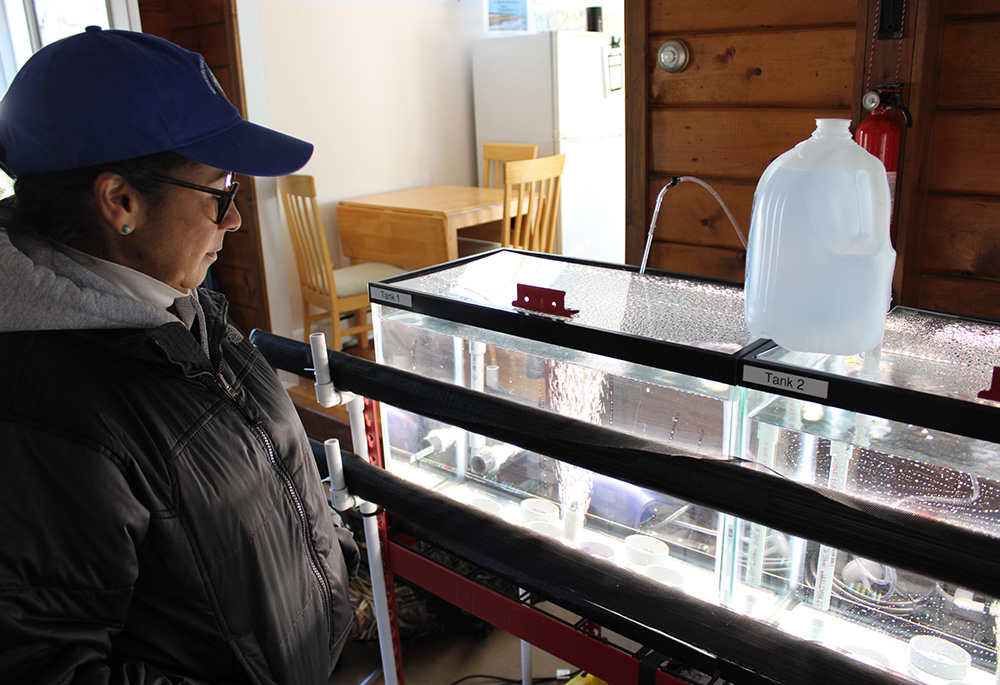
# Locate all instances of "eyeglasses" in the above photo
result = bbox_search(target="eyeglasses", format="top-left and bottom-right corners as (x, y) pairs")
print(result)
(154, 172), (240, 224)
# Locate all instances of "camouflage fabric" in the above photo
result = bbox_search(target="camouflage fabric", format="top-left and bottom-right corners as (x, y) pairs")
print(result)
(348, 536), (516, 643)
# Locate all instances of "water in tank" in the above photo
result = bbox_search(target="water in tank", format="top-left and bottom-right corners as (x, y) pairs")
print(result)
(370, 250), (756, 600)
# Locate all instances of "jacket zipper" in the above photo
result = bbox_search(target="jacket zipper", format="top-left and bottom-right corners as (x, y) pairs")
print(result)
(214, 372), (334, 649)
(151, 332), (336, 651)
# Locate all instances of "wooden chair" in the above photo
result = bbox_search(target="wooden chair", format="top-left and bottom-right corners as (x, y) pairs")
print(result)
(337, 203), (455, 270)
(481, 142), (539, 188)
(501, 154), (567, 253)
(458, 142), (541, 258)
(277, 174), (404, 350)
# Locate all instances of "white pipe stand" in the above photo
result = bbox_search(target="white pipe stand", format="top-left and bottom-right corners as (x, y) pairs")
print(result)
(309, 332), (398, 685)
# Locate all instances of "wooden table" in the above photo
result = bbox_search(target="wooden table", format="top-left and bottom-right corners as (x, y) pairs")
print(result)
(336, 185), (508, 270)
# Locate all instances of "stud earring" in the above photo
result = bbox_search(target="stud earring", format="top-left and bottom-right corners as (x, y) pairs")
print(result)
(122, 225), (133, 235)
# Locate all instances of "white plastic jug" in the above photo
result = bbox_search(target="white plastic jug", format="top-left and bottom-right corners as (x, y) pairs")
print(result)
(744, 118), (895, 355)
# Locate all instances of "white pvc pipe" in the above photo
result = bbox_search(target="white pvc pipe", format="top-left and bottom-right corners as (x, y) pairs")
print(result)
(452, 337), (468, 477)
(470, 342), (487, 390)
(518, 587), (532, 685)
(323, 439), (357, 511)
(361, 499), (398, 685)
(465, 340), (488, 479)
(344, 395), (397, 683)
(787, 433), (817, 589)
(310, 332), (336, 407)
(520, 637), (532, 685)
(310, 331), (357, 407)
(812, 441), (851, 611)
(469, 341), (487, 406)
(745, 422), (779, 588)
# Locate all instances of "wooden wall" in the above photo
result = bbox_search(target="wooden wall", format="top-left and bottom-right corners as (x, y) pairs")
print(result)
(629, 2), (859, 283)
(898, 2), (1000, 320)
(138, 0), (271, 334)
(628, 0), (1000, 323)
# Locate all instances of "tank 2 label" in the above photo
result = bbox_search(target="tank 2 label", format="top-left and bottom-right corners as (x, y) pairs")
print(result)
(742, 365), (829, 399)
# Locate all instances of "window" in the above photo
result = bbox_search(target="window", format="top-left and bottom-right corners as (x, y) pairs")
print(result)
(0, 0), (141, 91)
(32, 0), (111, 49)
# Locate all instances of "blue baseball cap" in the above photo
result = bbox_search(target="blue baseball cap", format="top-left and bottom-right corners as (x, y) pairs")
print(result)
(0, 26), (313, 177)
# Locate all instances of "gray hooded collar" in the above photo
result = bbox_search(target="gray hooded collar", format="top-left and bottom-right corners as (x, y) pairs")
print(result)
(0, 226), (177, 333)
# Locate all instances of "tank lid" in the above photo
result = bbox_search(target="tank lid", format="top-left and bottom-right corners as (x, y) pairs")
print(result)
(371, 250), (761, 384)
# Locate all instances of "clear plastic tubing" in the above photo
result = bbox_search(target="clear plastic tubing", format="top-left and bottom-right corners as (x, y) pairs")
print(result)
(640, 176), (747, 275)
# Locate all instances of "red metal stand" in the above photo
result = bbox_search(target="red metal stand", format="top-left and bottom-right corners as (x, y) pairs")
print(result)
(388, 537), (687, 684)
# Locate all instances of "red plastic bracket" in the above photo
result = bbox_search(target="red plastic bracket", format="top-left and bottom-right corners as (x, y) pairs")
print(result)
(512, 283), (579, 318)
(978, 366), (1000, 402)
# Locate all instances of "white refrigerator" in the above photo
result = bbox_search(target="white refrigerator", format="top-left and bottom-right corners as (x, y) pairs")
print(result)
(472, 31), (626, 263)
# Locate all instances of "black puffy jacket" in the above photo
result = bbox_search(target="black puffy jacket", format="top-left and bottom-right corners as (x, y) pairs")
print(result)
(0, 289), (355, 684)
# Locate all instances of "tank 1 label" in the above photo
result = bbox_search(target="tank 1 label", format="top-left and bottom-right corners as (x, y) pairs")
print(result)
(742, 365), (829, 399)
(369, 286), (412, 308)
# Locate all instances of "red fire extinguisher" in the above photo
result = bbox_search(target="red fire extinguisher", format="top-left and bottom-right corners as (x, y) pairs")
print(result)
(855, 83), (912, 216)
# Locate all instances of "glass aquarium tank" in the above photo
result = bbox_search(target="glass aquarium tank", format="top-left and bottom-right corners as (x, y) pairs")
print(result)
(369, 250), (1000, 684)
(737, 306), (1000, 683)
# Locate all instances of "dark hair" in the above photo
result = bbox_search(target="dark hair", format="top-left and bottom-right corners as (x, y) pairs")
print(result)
(2, 151), (196, 254)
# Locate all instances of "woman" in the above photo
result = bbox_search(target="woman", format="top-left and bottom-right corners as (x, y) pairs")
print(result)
(0, 28), (357, 684)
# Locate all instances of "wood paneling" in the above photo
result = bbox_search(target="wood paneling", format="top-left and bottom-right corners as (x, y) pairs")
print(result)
(856, 0), (918, 92)
(645, 242), (745, 284)
(944, 2), (1000, 19)
(210, 264), (261, 309)
(649, 2), (855, 33)
(893, 0), (944, 307)
(167, 4), (226, 27)
(937, 18), (1000, 107)
(646, 178), (753, 250)
(624, 0), (648, 266)
(170, 23), (230, 65)
(649, 108), (847, 179)
(634, 1), (859, 283)
(921, 194), (1000, 280)
(139, 11), (169, 36)
(901, 8), (1000, 320)
(220, 224), (261, 268)
(918, 274), (1000, 320)
(649, 28), (855, 107)
(927, 112), (1000, 195)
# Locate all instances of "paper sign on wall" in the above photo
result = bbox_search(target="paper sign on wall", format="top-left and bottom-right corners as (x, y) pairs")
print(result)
(489, 0), (528, 30)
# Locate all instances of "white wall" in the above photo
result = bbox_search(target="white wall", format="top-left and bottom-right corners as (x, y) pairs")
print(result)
(236, 0), (623, 339)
